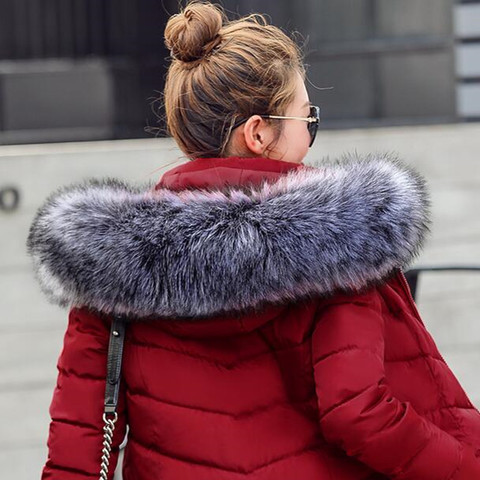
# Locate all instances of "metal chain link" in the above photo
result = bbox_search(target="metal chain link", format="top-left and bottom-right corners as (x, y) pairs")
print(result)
(99, 412), (118, 480)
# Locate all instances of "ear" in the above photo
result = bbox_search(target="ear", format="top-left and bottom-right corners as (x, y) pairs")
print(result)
(242, 115), (275, 155)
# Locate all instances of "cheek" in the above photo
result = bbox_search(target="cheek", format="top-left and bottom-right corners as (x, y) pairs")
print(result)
(270, 122), (310, 163)
(278, 122), (309, 162)
(292, 121), (311, 149)
(282, 122), (307, 146)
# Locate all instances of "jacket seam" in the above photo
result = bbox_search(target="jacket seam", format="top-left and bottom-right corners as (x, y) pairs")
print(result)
(128, 388), (313, 418)
(51, 416), (102, 432)
(312, 345), (382, 367)
(128, 433), (320, 475)
(57, 366), (104, 382)
(317, 384), (373, 421)
(130, 335), (310, 369)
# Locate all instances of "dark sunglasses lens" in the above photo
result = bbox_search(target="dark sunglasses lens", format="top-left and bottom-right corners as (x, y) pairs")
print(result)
(308, 106), (320, 147)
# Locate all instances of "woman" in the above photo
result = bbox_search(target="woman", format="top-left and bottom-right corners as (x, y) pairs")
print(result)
(27, 2), (480, 479)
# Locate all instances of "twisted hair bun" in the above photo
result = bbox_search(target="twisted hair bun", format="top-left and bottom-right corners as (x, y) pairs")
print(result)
(164, 2), (224, 62)
(163, 2), (305, 158)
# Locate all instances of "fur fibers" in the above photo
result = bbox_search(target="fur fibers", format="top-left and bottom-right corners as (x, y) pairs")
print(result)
(26, 152), (431, 320)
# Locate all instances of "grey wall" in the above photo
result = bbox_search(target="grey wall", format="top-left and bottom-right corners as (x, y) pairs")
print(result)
(455, 2), (480, 119)
(0, 0), (462, 144)
(285, 0), (456, 126)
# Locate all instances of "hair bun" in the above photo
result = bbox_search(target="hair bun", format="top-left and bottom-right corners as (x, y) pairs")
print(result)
(165, 2), (224, 62)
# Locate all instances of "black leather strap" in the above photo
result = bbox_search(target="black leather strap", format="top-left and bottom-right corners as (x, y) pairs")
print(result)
(104, 316), (127, 415)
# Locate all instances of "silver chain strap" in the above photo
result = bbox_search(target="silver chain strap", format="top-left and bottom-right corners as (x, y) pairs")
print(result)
(100, 316), (126, 479)
(99, 412), (118, 480)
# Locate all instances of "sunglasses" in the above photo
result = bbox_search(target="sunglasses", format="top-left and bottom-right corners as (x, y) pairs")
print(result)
(230, 105), (321, 148)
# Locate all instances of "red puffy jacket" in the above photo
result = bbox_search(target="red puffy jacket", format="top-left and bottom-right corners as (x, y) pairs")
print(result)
(27, 154), (480, 479)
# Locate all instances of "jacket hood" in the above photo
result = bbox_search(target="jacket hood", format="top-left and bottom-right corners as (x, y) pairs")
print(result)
(26, 151), (431, 321)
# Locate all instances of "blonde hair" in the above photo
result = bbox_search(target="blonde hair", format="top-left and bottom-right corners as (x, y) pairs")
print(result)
(163, 1), (305, 159)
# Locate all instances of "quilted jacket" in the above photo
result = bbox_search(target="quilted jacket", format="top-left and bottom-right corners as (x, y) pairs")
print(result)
(27, 153), (480, 479)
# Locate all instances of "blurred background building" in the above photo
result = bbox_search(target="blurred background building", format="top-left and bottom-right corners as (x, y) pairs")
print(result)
(1, 1), (480, 479)
(0, 0), (479, 144)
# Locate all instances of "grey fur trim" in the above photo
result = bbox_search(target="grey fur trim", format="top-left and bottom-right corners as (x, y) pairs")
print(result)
(26, 151), (431, 319)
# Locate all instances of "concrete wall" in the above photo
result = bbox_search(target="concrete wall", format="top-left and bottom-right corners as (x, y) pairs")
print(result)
(1, 125), (479, 478)
(455, 1), (480, 118)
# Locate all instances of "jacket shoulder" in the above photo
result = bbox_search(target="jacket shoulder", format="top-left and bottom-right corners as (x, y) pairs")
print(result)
(68, 305), (113, 335)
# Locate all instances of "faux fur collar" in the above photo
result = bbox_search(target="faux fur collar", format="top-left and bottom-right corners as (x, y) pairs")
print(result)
(26, 152), (430, 319)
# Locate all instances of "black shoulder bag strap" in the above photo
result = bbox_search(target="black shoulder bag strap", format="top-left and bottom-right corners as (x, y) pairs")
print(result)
(99, 315), (128, 480)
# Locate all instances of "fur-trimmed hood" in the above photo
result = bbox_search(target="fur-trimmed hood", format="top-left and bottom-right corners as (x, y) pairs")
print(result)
(26, 152), (431, 320)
